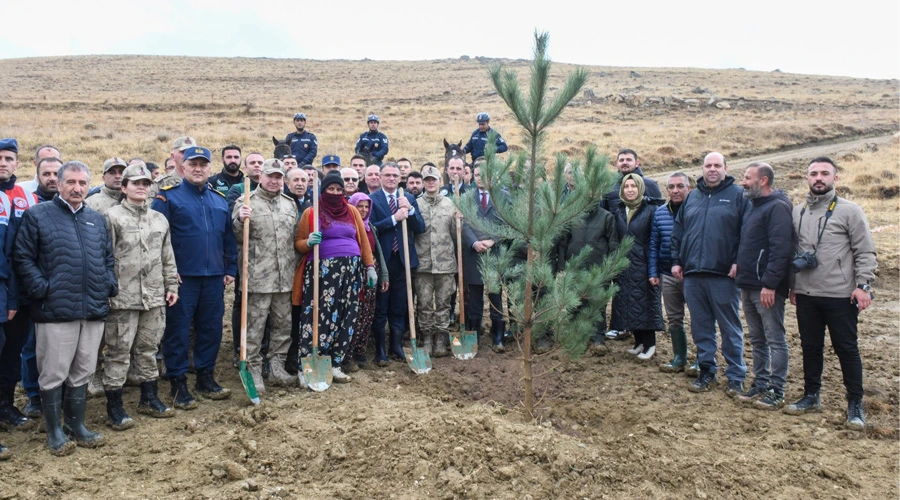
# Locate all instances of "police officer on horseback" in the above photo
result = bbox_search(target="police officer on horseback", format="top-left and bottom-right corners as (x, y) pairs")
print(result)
(284, 113), (318, 167)
(355, 114), (389, 165)
(463, 112), (507, 163)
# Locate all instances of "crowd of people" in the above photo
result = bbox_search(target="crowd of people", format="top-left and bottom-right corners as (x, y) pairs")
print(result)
(0, 110), (878, 459)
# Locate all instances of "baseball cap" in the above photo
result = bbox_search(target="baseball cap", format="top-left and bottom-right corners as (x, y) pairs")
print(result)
(262, 158), (285, 176)
(293, 113), (307, 120)
(183, 147), (211, 162)
(122, 163), (153, 183)
(421, 165), (441, 181)
(322, 154), (341, 167)
(0, 138), (18, 154)
(173, 136), (197, 151)
(102, 157), (128, 174)
(367, 114), (379, 123)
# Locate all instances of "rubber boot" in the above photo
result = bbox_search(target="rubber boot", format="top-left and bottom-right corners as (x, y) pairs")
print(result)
(40, 386), (74, 456)
(433, 331), (450, 358)
(373, 328), (389, 367)
(104, 388), (134, 431)
(388, 328), (406, 361)
(491, 321), (506, 353)
(660, 326), (687, 373)
(422, 331), (434, 356)
(137, 380), (174, 418)
(63, 384), (104, 448)
(0, 386), (34, 431)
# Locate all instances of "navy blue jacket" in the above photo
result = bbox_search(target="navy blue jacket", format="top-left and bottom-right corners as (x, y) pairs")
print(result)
(602, 168), (662, 213)
(463, 127), (508, 162)
(369, 189), (425, 268)
(355, 131), (389, 165)
(648, 201), (681, 278)
(151, 181), (238, 278)
(14, 196), (117, 323)
(671, 176), (750, 277)
(285, 130), (318, 166)
(736, 190), (793, 297)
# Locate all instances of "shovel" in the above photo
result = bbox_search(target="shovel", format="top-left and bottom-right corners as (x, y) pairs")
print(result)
(301, 173), (333, 391)
(399, 188), (432, 374)
(238, 179), (260, 405)
(451, 187), (477, 359)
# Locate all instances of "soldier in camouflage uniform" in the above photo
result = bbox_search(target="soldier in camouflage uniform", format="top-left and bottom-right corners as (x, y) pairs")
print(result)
(233, 159), (298, 391)
(102, 164), (179, 429)
(413, 165), (458, 357)
(85, 157), (126, 215)
(150, 136), (195, 198)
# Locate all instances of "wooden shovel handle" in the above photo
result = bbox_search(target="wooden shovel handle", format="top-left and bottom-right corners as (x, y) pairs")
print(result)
(454, 189), (466, 323)
(240, 178), (250, 361)
(312, 174), (320, 350)
(399, 189), (416, 342)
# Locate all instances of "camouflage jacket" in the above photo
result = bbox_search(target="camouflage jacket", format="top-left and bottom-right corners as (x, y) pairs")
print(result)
(232, 187), (298, 293)
(85, 186), (121, 215)
(105, 200), (179, 310)
(414, 193), (458, 274)
(150, 172), (182, 199)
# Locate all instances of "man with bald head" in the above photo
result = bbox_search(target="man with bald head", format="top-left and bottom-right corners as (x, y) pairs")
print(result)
(365, 165), (382, 194)
(671, 152), (750, 396)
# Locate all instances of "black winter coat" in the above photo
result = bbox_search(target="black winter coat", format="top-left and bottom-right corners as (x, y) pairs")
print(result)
(736, 190), (793, 297)
(555, 205), (619, 272)
(14, 196), (117, 323)
(610, 198), (665, 332)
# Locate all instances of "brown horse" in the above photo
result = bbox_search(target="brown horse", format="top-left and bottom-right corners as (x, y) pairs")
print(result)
(443, 139), (465, 184)
(272, 136), (292, 161)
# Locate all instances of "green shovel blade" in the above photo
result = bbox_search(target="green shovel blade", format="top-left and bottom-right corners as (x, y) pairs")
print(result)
(451, 326), (478, 360)
(301, 348), (333, 392)
(238, 360), (260, 405)
(407, 339), (432, 375)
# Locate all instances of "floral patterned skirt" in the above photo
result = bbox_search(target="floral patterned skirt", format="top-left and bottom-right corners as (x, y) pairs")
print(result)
(349, 286), (376, 360)
(299, 256), (362, 366)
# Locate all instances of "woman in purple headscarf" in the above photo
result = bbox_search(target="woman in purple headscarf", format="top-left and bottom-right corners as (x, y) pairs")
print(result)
(345, 193), (390, 370)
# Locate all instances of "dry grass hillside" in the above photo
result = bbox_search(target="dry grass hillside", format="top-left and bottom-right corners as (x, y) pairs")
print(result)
(0, 56), (898, 499)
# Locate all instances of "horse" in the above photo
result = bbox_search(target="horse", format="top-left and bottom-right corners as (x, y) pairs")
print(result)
(272, 136), (291, 161)
(355, 142), (373, 167)
(443, 139), (466, 184)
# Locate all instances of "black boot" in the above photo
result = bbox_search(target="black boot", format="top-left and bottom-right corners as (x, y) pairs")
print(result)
(847, 398), (866, 431)
(63, 384), (104, 448)
(195, 369), (231, 400)
(169, 375), (198, 410)
(491, 321), (506, 353)
(373, 327), (389, 367)
(24, 394), (42, 418)
(784, 391), (822, 415)
(388, 328), (406, 361)
(137, 380), (174, 418)
(468, 319), (483, 345)
(40, 386), (74, 456)
(104, 388), (134, 431)
(0, 387), (34, 431)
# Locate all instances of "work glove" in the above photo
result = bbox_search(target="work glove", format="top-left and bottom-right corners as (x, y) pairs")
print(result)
(366, 267), (378, 289)
(307, 231), (322, 247)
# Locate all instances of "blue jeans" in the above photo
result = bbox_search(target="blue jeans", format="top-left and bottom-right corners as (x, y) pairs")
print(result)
(163, 276), (225, 378)
(684, 275), (746, 382)
(741, 288), (788, 392)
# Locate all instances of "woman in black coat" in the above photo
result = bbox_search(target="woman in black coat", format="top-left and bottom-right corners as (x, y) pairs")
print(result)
(610, 174), (665, 360)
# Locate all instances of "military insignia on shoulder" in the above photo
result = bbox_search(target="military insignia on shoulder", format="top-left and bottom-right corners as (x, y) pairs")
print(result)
(161, 185), (174, 191)
(155, 195), (167, 202)
(212, 189), (226, 198)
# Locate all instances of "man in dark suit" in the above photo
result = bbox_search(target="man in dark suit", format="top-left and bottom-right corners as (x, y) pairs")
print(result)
(369, 162), (426, 364)
(460, 163), (507, 352)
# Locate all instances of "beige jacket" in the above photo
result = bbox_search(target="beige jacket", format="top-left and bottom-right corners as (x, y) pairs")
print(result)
(232, 187), (298, 294)
(792, 189), (877, 298)
(414, 193), (458, 274)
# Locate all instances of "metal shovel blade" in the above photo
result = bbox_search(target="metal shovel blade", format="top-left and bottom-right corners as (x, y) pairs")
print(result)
(238, 360), (260, 405)
(407, 339), (432, 375)
(301, 348), (333, 392)
(451, 327), (478, 360)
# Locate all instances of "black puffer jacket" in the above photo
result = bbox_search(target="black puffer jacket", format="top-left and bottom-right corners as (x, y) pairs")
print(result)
(555, 205), (619, 272)
(610, 198), (665, 332)
(736, 190), (793, 297)
(14, 195), (117, 323)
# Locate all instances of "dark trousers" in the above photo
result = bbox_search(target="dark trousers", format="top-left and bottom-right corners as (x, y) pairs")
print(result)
(0, 308), (31, 391)
(373, 252), (409, 335)
(796, 294), (863, 401)
(465, 284), (503, 327)
(163, 275), (225, 378)
(288, 304), (302, 366)
(21, 318), (39, 398)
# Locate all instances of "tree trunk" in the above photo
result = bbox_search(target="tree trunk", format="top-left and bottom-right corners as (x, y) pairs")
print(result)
(522, 245), (535, 422)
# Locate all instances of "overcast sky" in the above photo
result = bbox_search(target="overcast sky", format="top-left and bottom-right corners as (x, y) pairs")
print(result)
(2, 0), (898, 80)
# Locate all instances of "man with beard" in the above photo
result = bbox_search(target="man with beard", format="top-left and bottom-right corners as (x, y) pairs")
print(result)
(33, 157), (61, 202)
(355, 115), (389, 166)
(405, 171), (424, 198)
(226, 153), (264, 212)
(19, 145), (60, 194)
(601, 149), (662, 214)
(284, 113), (317, 167)
(209, 145), (244, 197)
(86, 157), (127, 214)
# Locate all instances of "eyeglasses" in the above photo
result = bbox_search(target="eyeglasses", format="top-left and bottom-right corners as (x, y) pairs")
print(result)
(343, 177), (359, 182)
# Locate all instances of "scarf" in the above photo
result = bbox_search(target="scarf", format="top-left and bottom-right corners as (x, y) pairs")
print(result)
(620, 173), (645, 223)
(348, 192), (372, 232)
(319, 192), (353, 229)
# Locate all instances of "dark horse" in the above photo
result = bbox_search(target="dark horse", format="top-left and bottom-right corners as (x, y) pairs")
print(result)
(443, 139), (465, 184)
(272, 136), (291, 161)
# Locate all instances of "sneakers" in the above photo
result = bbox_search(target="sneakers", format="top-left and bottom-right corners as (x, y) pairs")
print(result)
(249, 365), (266, 394)
(783, 392), (822, 415)
(87, 376), (105, 398)
(736, 385), (767, 404)
(606, 330), (632, 341)
(169, 376), (198, 410)
(637, 346), (656, 361)
(725, 380), (744, 398)
(846, 399), (865, 431)
(685, 362), (700, 377)
(331, 367), (352, 384)
(626, 343), (644, 355)
(754, 389), (785, 411)
(195, 369), (231, 400)
(689, 371), (718, 393)
(269, 357), (297, 386)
